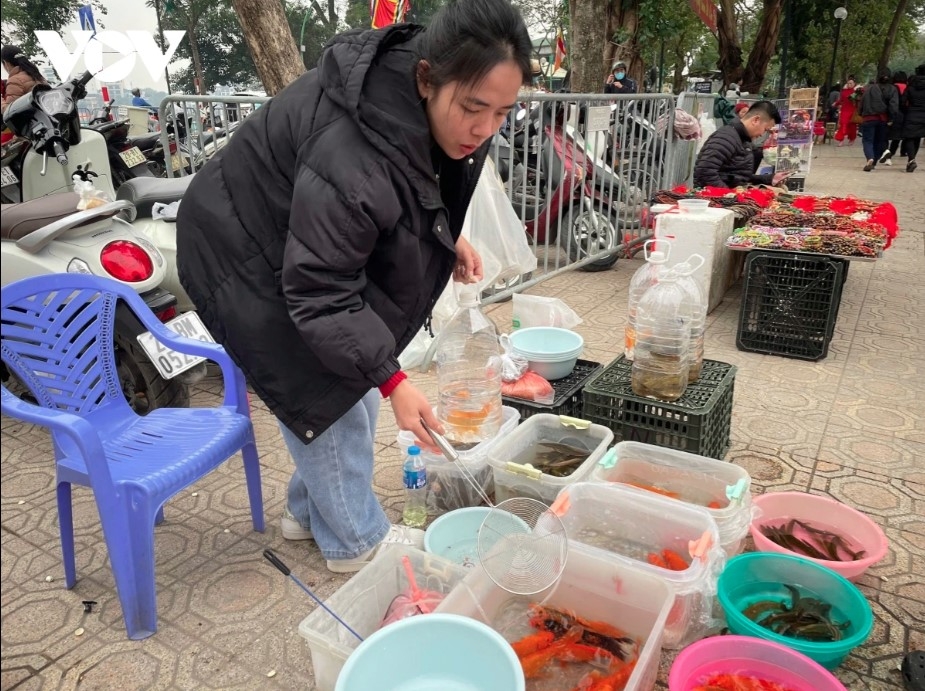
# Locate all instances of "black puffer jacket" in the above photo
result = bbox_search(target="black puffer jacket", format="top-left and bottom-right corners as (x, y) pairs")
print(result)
(176, 24), (486, 443)
(902, 75), (925, 140)
(693, 119), (766, 188)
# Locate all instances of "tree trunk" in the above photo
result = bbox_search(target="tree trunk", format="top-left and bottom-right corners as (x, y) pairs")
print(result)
(740, 0), (784, 94)
(187, 26), (206, 94)
(569, 0), (613, 92)
(232, 0), (306, 95)
(878, 0), (910, 74)
(605, 0), (643, 86)
(716, 0), (743, 88)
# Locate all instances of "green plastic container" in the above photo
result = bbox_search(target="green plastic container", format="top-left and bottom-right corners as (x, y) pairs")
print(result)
(717, 552), (872, 670)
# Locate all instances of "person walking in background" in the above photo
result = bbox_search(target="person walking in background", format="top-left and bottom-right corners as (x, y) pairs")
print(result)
(834, 76), (860, 146)
(0, 45), (47, 114)
(900, 63), (925, 173)
(879, 71), (908, 166)
(604, 61), (637, 94)
(859, 70), (899, 171)
(827, 83), (841, 122)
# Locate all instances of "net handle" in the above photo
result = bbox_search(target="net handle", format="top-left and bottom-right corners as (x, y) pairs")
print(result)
(421, 418), (495, 507)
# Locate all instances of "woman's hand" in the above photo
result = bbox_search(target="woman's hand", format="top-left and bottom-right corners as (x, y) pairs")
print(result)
(453, 236), (483, 284)
(388, 380), (443, 453)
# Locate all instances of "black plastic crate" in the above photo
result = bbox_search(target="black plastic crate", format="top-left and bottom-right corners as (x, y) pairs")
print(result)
(503, 359), (602, 421)
(581, 356), (736, 460)
(736, 251), (845, 361)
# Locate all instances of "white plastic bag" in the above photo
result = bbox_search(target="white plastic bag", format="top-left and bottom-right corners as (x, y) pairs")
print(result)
(152, 201), (181, 221)
(73, 175), (112, 210)
(512, 294), (582, 330)
(498, 334), (528, 382)
(695, 111), (717, 157)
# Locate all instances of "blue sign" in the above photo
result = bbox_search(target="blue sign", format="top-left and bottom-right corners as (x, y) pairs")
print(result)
(78, 4), (96, 34)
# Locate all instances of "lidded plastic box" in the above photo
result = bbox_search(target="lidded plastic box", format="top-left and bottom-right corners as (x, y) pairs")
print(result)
(487, 414), (613, 506)
(298, 546), (468, 691)
(590, 441), (753, 556)
(551, 481), (724, 648)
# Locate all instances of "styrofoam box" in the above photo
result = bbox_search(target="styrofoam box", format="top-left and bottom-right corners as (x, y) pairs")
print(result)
(397, 406), (520, 515)
(656, 206), (736, 313)
(435, 543), (673, 691)
(488, 414), (613, 506)
(589, 441), (753, 557)
(553, 482), (724, 649)
(298, 546), (469, 691)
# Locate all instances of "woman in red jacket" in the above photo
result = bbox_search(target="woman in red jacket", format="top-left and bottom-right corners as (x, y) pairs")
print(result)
(834, 76), (860, 146)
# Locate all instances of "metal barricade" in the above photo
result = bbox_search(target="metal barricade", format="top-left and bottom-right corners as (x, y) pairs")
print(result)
(668, 92), (718, 188)
(483, 92), (674, 303)
(158, 94), (269, 177)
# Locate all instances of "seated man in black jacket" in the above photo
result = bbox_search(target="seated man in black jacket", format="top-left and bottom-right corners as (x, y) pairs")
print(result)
(694, 100), (781, 188)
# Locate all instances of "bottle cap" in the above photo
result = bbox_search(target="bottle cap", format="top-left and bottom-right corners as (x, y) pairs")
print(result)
(408, 445), (421, 455)
(457, 285), (481, 307)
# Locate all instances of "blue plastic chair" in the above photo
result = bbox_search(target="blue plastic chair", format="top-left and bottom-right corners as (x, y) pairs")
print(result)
(1, 274), (264, 640)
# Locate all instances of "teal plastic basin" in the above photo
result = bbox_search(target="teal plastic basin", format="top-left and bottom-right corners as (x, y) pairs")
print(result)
(335, 613), (525, 691)
(717, 553), (873, 670)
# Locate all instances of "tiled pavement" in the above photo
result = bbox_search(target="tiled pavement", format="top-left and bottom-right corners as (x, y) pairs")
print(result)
(2, 143), (923, 690)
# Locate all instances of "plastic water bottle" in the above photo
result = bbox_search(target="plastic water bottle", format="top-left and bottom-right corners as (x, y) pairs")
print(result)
(435, 285), (503, 446)
(631, 268), (693, 401)
(625, 239), (671, 360)
(402, 446), (427, 528)
(674, 255), (707, 382)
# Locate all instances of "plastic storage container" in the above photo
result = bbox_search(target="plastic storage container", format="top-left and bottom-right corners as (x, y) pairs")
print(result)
(590, 441), (753, 557)
(298, 546), (469, 691)
(552, 482), (724, 648)
(397, 406), (519, 515)
(632, 268), (693, 401)
(669, 636), (848, 691)
(488, 414), (614, 506)
(503, 359), (602, 421)
(435, 285), (504, 444)
(737, 250), (846, 361)
(717, 553), (873, 670)
(625, 239), (670, 360)
(750, 491), (888, 581)
(436, 542), (674, 691)
(582, 356), (736, 460)
(674, 255), (707, 382)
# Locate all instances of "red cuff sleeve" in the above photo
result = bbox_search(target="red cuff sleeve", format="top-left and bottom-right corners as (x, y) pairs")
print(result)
(378, 370), (407, 398)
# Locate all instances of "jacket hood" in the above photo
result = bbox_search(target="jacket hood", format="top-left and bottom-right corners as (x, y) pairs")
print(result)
(317, 24), (439, 203)
(909, 74), (925, 90)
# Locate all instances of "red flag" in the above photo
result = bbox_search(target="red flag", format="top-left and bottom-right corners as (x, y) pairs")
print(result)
(371, 0), (411, 29)
(553, 29), (567, 73)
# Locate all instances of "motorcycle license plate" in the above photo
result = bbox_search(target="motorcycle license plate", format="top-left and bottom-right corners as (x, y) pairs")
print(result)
(1, 166), (18, 187)
(119, 146), (147, 168)
(169, 152), (185, 171)
(136, 312), (215, 380)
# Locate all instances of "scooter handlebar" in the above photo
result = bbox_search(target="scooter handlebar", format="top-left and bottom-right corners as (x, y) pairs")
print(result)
(53, 141), (68, 165)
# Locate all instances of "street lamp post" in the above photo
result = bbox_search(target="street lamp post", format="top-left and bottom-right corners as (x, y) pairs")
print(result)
(824, 7), (848, 102)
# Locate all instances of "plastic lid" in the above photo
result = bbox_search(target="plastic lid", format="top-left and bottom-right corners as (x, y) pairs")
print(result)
(457, 285), (481, 307)
(408, 445), (421, 455)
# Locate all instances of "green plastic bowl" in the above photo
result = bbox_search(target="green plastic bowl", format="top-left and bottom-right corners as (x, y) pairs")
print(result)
(717, 553), (872, 670)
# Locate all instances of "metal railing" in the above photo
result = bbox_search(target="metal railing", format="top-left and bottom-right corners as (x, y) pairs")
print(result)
(158, 94), (269, 177)
(669, 92), (718, 189)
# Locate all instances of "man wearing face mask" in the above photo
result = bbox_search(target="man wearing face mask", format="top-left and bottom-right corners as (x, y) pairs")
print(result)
(694, 100), (782, 188)
(604, 61), (637, 94)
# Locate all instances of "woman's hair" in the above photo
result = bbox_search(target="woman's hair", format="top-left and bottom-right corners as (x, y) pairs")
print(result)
(418, 0), (532, 89)
(877, 69), (892, 84)
(917, 63), (925, 77)
(893, 71), (907, 84)
(1, 45), (43, 84)
(846, 74), (856, 82)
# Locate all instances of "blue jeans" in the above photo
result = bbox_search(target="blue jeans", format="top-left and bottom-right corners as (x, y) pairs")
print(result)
(860, 121), (888, 163)
(277, 389), (390, 560)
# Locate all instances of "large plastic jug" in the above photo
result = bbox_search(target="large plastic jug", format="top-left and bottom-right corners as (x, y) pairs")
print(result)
(674, 254), (707, 382)
(435, 285), (503, 446)
(631, 268), (693, 401)
(625, 238), (671, 360)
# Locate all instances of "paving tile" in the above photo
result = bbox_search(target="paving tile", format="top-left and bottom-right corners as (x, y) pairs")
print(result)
(816, 425), (925, 482)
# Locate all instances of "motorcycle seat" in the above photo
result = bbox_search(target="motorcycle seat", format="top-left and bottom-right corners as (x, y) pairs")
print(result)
(116, 175), (194, 218)
(0, 193), (86, 241)
(127, 133), (161, 150)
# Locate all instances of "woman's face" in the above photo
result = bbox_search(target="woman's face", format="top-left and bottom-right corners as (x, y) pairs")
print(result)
(846, 79), (855, 89)
(419, 59), (523, 159)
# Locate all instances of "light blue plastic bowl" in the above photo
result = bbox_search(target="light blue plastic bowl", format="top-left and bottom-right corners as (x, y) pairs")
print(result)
(424, 507), (493, 569)
(335, 613), (525, 691)
(510, 327), (584, 358)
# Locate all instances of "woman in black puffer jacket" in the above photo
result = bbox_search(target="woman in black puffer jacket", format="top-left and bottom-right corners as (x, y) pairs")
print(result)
(901, 64), (925, 173)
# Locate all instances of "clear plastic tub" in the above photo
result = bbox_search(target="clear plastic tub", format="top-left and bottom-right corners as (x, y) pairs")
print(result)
(397, 406), (520, 515)
(298, 546), (469, 691)
(488, 414), (614, 506)
(589, 441), (753, 556)
(552, 482), (724, 649)
(435, 542), (673, 691)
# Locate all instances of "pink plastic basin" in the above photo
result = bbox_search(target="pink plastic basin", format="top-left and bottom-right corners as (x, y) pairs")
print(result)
(669, 635), (847, 691)
(750, 492), (888, 581)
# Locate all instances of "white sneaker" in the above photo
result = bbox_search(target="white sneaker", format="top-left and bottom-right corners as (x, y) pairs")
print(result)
(883, 158), (893, 166)
(281, 506), (314, 541)
(326, 524), (425, 574)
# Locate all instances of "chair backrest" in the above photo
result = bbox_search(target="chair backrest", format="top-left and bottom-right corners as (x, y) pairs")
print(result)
(1, 274), (132, 417)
